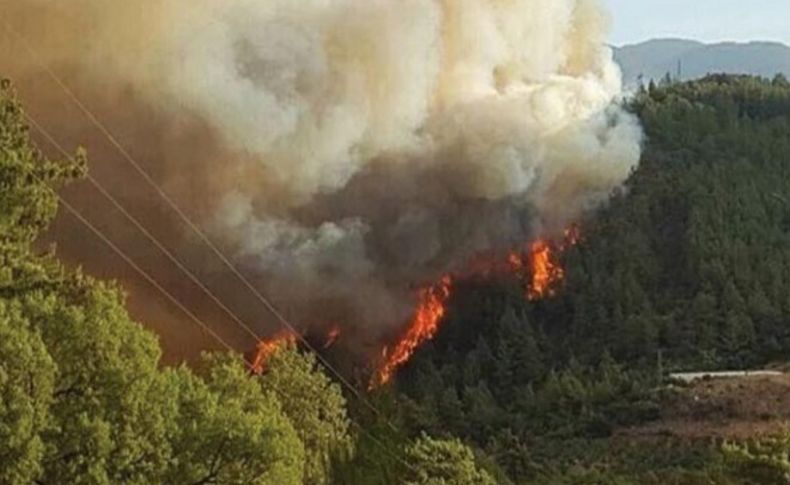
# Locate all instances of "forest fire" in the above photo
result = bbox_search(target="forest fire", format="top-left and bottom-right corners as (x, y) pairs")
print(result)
(249, 228), (578, 387)
(369, 228), (580, 388)
(249, 230), (580, 386)
(517, 225), (580, 300)
(369, 276), (453, 388)
(250, 330), (297, 374)
(525, 239), (564, 300)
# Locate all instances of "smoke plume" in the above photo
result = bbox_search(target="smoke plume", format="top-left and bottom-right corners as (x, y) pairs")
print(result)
(3, 0), (641, 352)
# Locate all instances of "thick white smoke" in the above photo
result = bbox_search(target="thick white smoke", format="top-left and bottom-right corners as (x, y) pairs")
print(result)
(6, 0), (642, 343)
(152, 0), (639, 206)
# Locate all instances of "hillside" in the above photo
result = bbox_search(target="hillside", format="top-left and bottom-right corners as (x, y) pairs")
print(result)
(614, 39), (790, 86)
(389, 75), (790, 483)
(622, 373), (790, 441)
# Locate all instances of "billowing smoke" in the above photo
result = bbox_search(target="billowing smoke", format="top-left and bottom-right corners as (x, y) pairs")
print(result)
(4, 0), (641, 350)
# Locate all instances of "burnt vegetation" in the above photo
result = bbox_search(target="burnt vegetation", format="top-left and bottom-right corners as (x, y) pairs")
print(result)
(5, 74), (790, 483)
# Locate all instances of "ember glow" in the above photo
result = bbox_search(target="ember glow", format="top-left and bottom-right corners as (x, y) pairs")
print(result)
(370, 276), (453, 389)
(324, 325), (342, 349)
(563, 225), (581, 248)
(250, 330), (297, 374)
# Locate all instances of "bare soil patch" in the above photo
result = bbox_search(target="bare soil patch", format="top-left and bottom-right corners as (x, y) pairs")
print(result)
(619, 373), (790, 440)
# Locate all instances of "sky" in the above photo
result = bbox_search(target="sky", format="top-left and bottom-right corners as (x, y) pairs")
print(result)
(603, 0), (790, 46)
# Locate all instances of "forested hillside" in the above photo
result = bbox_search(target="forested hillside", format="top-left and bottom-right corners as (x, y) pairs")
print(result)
(389, 74), (790, 483)
(5, 75), (790, 484)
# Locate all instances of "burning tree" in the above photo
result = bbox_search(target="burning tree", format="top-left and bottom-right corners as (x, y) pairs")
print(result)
(370, 229), (579, 389)
(370, 276), (453, 388)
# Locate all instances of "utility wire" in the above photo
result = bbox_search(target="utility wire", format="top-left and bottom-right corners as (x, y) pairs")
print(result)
(49, 179), (412, 477)
(23, 113), (413, 475)
(33, 168), (239, 359)
(2, 17), (399, 430)
(25, 113), (263, 344)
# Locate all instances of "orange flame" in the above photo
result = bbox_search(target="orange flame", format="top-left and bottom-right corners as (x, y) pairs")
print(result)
(526, 239), (564, 300)
(370, 275), (453, 388)
(324, 325), (341, 349)
(368, 226), (580, 388)
(251, 330), (297, 374)
(519, 226), (579, 300)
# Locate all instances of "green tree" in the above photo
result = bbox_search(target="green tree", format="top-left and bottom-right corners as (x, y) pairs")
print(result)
(19, 276), (174, 484)
(260, 344), (353, 485)
(165, 353), (304, 485)
(403, 434), (495, 485)
(0, 303), (55, 485)
(724, 434), (790, 484)
(2, 79), (175, 483)
(0, 79), (84, 248)
(438, 387), (465, 433)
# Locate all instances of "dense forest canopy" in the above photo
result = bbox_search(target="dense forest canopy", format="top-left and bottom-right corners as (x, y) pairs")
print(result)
(4, 74), (790, 483)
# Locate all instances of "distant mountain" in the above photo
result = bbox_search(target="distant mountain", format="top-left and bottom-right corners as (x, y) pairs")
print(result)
(614, 38), (790, 87)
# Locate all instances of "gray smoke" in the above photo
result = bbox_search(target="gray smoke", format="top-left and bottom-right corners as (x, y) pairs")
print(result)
(4, 0), (642, 345)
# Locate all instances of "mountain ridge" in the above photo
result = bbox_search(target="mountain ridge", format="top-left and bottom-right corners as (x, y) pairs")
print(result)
(614, 38), (790, 86)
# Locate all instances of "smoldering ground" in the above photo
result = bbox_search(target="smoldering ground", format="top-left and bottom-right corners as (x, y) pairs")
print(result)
(2, 0), (642, 362)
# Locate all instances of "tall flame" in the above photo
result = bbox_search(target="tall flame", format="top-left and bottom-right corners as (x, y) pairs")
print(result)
(518, 225), (579, 300)
(526, 239), (564, 300)
(369, 227), (580, 388)
(370, 275), (453, 388)
(250, 330), (297, 374)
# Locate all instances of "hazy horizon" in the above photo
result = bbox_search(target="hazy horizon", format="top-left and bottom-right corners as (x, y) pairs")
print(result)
(604, 0), (790, 47)
(613, 37), (790, 49)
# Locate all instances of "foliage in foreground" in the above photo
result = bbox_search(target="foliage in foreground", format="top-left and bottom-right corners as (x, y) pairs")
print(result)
(403, 434), (496, 485)
(0, 79), (492, 484)
(724, 433), (790, 484)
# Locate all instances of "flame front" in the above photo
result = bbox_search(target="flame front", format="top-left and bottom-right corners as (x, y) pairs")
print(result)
(251, 330), (297, 374)
(369, 228), (580, 388)
(370, 275), (453, 388)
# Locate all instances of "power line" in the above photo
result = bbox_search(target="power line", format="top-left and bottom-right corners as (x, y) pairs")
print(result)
(34, 169), (239, 359)
(21, 113), (252, 365)
(2, 16), (398, 430)
(24, 113), (264, 344)
(48, 183), (414, 477)
(21, 115), (413, 474)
